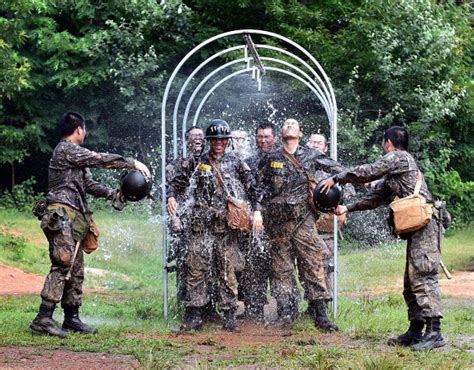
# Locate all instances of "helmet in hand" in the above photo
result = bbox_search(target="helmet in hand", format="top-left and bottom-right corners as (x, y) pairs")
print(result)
(120, 171), (151, 202)
(313, 180), (343, 212)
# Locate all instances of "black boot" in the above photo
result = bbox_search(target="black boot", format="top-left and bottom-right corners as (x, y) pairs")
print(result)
(411, 317), (446, 350)
(387, 320), (424, 346)
(180, 307), (203, 331)
(201, 302), (222, 324)
(222, 308), (239, 332)
(30, 300), (67, 338)
(312, 300), (338, 332)
(62, 305), (97, 334)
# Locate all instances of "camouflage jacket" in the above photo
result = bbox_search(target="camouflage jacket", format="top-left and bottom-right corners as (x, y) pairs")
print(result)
(46, 140), (135, 214)
(334, 149), (434, 212)
(167, 150), (261, 221)
(165, 153), (201, 203)
(257, 146), (343, 215)
(245, 150), (267, 174)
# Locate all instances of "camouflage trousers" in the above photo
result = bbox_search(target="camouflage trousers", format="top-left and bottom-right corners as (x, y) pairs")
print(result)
(40, 204), (89, 307)
(236, 232), (270, 313)
(184, 228), (244, 311)
(404, 219), (442, 321)
(268, 213), (331, 314)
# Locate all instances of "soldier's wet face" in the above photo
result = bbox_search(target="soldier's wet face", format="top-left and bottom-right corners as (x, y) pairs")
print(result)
(281, 119), (302, 139)
(308, 134), (327, 153)
(256, 128), (276, 153)
(187, 128), (204, 154)
(209, 137), (229, 156)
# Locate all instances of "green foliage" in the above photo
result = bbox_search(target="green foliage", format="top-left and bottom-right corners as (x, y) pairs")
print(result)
(0, 177), (43, 212)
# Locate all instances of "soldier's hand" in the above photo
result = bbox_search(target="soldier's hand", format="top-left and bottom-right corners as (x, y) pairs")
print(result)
(320, 176), (335, 194)
(253, 210), (263, 232)
(167, 197), (178, 215)
(334, 204), (348, 216)
(134, 160), (151, 179)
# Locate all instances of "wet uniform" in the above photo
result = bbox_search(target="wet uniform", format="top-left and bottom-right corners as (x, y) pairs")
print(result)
(167, 151), (260, 313)
(257, 146), (343, 318)
(237, 151), (271, 319)
(333, 149), (442, 321)
(41, 140), (135, 307)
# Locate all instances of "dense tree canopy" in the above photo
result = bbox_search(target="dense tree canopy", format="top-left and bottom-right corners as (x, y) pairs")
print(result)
(0, 0), (472, 223)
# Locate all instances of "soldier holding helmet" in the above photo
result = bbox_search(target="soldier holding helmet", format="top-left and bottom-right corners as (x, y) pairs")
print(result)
(167, 119), (262, 331)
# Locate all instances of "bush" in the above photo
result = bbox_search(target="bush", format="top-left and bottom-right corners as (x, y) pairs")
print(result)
(0, 177), (43, 213)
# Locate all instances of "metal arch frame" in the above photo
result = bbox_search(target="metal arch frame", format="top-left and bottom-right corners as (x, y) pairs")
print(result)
(161, 29), (339, 320)
(191, 67), (329, 128)
(174, 44), (336, 157)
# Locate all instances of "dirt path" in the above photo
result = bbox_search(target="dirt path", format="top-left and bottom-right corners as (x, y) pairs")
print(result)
(1, 263), (472, 368)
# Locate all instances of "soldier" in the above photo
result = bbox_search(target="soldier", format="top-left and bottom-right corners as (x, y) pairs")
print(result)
(165, 127), (204, 302)
(167, 119), (263, 331)
(237, 123), (277, 324)
(30, 112), (150, 338)
(257, 118), (341, 331)
(320, 126), (445, 350)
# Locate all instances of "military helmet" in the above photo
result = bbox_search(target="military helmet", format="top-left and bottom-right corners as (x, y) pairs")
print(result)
(205, 119), (231, 139)
(120, 170), (151, 202)
(313, 180), (343, 212)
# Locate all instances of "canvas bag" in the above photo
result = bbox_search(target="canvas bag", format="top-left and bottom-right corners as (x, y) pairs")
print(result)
(315, 213), (346, 233)
(208, 158), (253, 232)
(389, 172), (433, 234)
(83, 219), (100, 254)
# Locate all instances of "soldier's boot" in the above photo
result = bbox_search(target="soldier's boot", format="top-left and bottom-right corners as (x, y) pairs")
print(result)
(387, 320), (424, 346)
(201, 302), (222, 324)
(311, 300), (339, 332)
(180, 307), (203, 332)
(30, 300), (67, 338)
(222, 308), (239, 332)
(411, 317), (446, 351)
(62, 305), (98, 334)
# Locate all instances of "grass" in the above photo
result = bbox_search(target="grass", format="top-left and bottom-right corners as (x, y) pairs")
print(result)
(0, 209), (473, 368)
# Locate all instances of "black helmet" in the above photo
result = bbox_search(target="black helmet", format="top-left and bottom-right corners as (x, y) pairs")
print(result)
(313, 180), (343, 212)
(120, 171), (151, 202)
(205, 119), (231, 139)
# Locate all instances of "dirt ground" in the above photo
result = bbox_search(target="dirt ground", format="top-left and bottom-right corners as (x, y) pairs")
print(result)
(1, 264), (472, 368)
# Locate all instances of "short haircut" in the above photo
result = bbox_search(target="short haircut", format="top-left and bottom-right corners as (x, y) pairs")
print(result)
(60, 112), (85, 137)
(311, 133), (327, 144)
(384, 126), (409, 150)
(185, 126), (203, 139)
(255, 123), (276, 136)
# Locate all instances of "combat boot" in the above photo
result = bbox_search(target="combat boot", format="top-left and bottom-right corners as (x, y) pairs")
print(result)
(266, 304), (296, 328)
(30, 300), (67, 338)
(248, 305), (265, 325)
(311, 300), (339, 332)
(180, 307), (203, 331)
(387, 320), (424, 346)
(202, 302), (222, 324)
(411, 317), (446, 351)
(222, 308), (239, 332)
(62, 305), (98, 334)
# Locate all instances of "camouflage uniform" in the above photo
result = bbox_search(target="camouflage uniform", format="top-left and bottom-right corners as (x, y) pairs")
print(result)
(334, 149), (442, 321)
(257, 146), (343, 319)
(167, 151), (260, 313)
(41, 140), (135, 307)
(236, 152), (271, 320)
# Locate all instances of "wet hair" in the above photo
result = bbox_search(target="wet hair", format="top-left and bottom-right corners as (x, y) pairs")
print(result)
(60, 112), (85, 137)
(185, 126), (203, 139)
(384, 126), (409, 150)
(311, 133), (327, 144)
(255, 123), (276, 137)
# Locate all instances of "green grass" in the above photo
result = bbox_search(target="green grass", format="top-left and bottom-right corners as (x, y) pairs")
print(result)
(0, 209), (473, 368)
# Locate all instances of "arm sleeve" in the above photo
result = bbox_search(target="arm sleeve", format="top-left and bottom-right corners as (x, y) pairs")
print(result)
(66, 145), (136, 170)
(334, 154), (397, 185)
(84, 169), (115, 199)
(239, 160), (261, 211)
(167, 158), (194, 201)
(346, 180), (392, 212)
